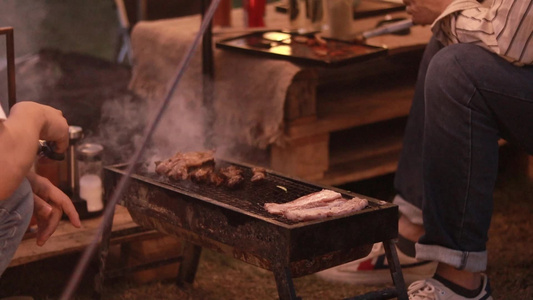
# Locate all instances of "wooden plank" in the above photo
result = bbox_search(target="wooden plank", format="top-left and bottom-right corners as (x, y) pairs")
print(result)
(316, 49), (423, 88)
(318, 148), (401, 186)
(270, 134), (329, 180)
(287, 84), (414, 139)
(330, 131), (404, 167)
(126, 235), (182, 284)
(9, 206), (139, 267)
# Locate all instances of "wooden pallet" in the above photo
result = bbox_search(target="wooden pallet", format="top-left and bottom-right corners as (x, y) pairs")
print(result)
(270, 49), (423, 186)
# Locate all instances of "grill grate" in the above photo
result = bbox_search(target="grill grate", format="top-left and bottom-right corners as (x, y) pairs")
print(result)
(133, 160), (360, 225)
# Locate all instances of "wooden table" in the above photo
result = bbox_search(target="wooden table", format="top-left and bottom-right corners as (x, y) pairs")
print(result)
(9, 206), (157, 268)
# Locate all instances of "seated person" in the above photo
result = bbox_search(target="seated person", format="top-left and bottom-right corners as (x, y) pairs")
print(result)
(318, 0), (533, 298)
(0, 101), (81, 275)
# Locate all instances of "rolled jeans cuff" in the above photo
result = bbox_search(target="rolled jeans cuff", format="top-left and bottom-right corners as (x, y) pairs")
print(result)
(415, 243), (487, 272)
(393, 194), (423, 225)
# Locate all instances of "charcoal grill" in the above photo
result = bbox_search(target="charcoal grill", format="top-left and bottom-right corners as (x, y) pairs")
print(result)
(101, 160), (407, 299)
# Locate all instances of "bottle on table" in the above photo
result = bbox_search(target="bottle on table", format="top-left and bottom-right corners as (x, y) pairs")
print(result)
(77, 143), (105, 214)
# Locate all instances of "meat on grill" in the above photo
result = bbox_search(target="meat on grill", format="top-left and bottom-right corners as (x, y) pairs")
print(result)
(251, 167), (266, 182)
(264, 189), (368, 222)
(155, 150), (248, 188)
(264, 189), (342, 215)
(283, 197), (368, 221)
(209, 171), (225, 187)
(219, 165), (244, 188)
(155, 150), (215, 180)
(190, 166), (214, 183)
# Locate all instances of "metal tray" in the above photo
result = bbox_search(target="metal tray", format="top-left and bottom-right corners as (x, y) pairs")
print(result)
(216, 30), (388, 67)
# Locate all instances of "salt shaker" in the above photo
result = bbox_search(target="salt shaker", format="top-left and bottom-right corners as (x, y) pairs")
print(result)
(77, 143), (104, 213)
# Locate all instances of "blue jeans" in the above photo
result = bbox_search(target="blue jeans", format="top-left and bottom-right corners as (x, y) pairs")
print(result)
(0, 178), (33, 276)
(394, 37), (533, 272)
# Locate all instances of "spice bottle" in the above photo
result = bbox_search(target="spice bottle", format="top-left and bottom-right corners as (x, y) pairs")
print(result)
(326, 0), (354, 39)
(77, 143), (104, 213)
(289, 0), (325, 33)
(243, 0), (266, 27)
(67, 126), (83, 197)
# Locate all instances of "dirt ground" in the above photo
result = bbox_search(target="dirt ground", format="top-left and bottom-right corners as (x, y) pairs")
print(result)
(1, 167), (532, 300)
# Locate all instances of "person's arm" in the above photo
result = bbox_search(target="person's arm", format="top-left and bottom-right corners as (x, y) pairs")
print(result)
(0, 101), (69, 200)
(404, 0), (455, 26)
(431, 0), (533, 65)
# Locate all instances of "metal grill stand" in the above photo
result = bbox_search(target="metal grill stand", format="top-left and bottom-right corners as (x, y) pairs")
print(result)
(97, 215), (407, 300)
(97, 163), (408, 299)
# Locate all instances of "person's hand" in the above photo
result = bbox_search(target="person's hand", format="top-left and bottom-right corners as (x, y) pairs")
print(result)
(403, 0), (453, 25)
(27, 172), (81, 246)
(10, 101), (69, 153)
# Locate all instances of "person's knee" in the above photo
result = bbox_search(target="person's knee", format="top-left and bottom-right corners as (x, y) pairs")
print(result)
(426, 44), (475, 82)
(0, 182), (34, 275)
(0, 181), (34, 243)
(423, 44), (488, 111)
(17, 190), (33, 229)
(425, 44), (494, 87)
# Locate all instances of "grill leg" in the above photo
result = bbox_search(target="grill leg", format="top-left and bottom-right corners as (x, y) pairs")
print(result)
(272, 262), (300, 300)
(383, 239), (408, 300)
(177, 241), (202, 286)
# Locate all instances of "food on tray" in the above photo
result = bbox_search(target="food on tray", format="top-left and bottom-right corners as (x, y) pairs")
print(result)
(264, 189), (368, 221)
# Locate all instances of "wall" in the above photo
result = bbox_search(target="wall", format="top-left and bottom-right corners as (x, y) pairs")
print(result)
(0, 0), (118, 65)
(0, 0), (281, 67)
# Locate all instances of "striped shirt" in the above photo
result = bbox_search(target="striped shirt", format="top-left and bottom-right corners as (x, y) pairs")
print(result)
(432, 0), (533, 66)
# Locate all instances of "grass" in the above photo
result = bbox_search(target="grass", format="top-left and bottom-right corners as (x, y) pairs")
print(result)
(1, 167), (533, 299)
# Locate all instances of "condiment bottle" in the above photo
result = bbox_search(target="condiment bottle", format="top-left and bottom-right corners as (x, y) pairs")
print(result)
(77, 143), (104, 213)
(326, 0), (354, 39)
(290, 0), (325, 33)
(243, 0), (266, 27)
(67, 126), (83, 197)
(213, 0), (232, 27)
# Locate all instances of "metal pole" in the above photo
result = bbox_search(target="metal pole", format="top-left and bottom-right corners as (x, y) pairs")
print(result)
(60, 1), (222, 298)
(0, 27), (16, 110)
(201, 0), (216, 148)
(201, 0), (214, 78)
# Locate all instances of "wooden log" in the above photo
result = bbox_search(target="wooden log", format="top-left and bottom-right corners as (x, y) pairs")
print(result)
(125, 235), (182, 284)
